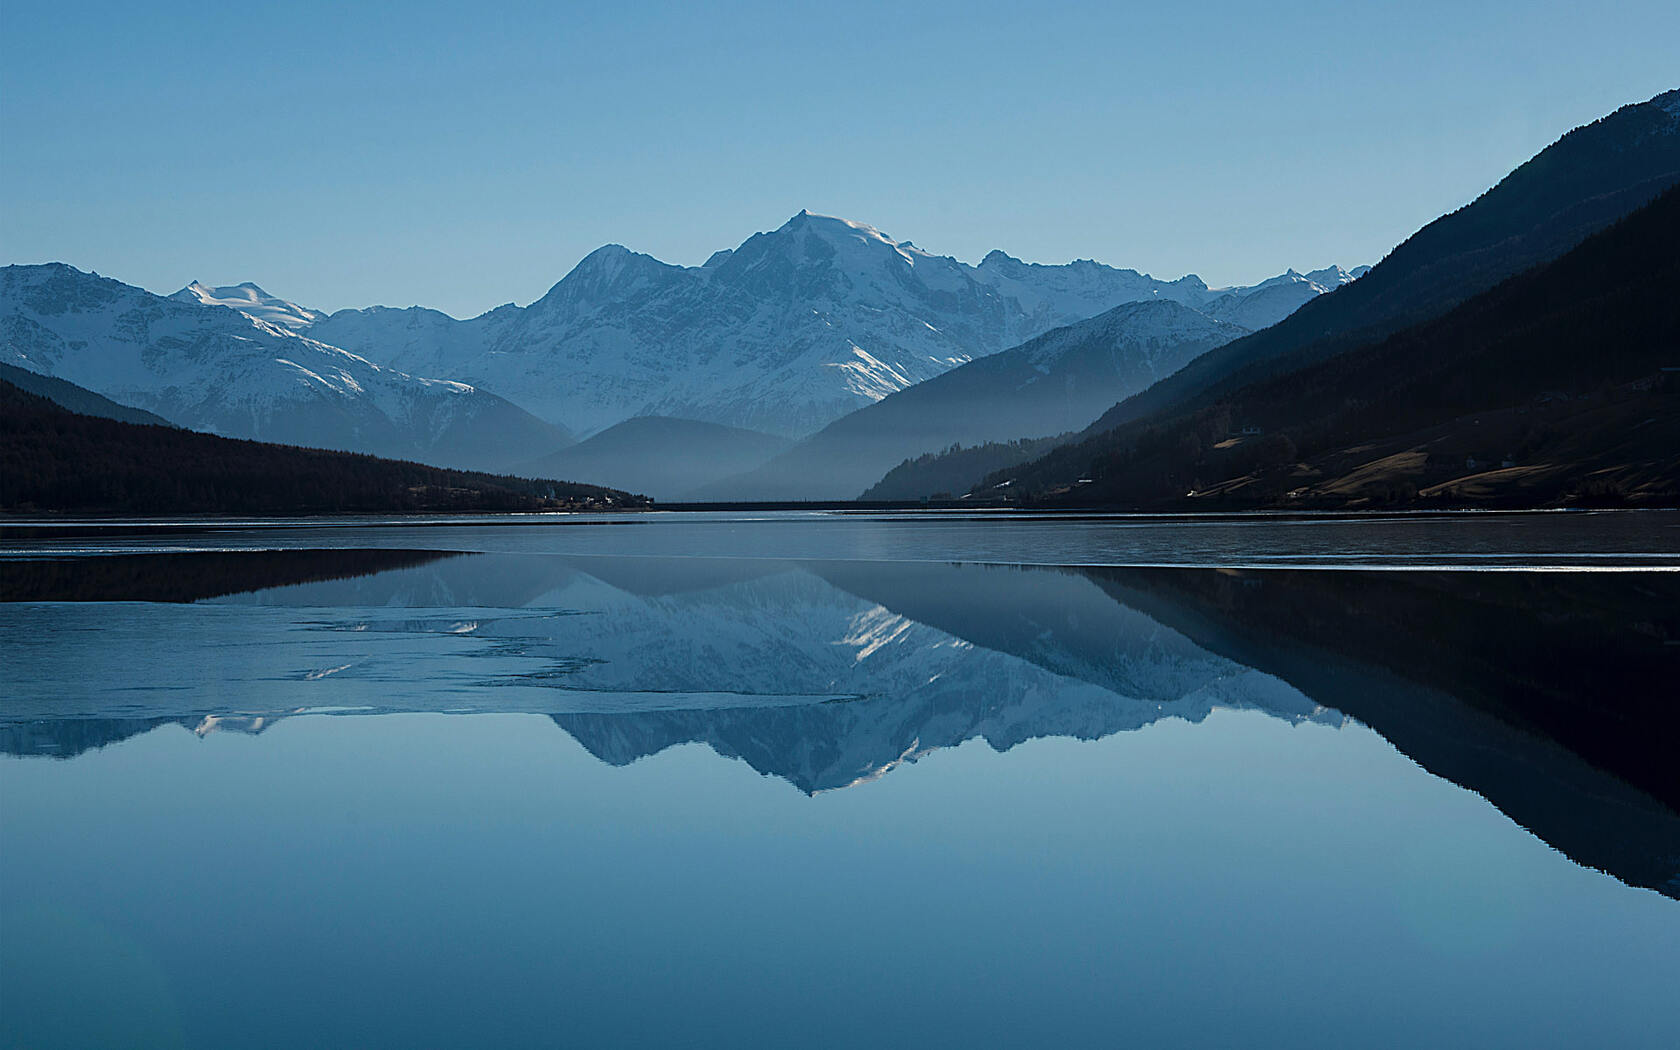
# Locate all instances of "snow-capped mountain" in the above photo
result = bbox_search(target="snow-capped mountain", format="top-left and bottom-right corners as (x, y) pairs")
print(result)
(24, 214), (1361, 465)
(171, 280), (324, 330)
(1, 264), (572, 471)
(1200, 266), (1369, 331)
(690, 299), (1249, 500)
(302, 211), (1360, 437)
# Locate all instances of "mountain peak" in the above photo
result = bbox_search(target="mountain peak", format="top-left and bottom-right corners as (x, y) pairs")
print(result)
(562, 243), (671, 277)
(575, 243), (636, 264)
(1302, 265), (1364, 288)
(776, 210), (901, 246)
(178, 280), (272, 300)
(977, 249), (1024, 272)
(537, 243), (685, 307)
(170, 280), (321, 329)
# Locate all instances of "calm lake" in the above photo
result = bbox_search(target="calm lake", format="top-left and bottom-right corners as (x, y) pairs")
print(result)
(2, 510), (1678, 1049)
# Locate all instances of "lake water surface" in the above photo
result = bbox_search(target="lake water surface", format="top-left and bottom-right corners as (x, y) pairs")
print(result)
(2, 511), (1678, 1048)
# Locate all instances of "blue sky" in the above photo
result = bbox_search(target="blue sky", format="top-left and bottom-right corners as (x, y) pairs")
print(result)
(3, 0), (1675, 318)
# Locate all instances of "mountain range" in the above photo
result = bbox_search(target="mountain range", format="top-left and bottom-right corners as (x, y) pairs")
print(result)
(0, 264), (573, 471)
(5, 89), (1674, 508)
(302, 214), (1357, 438)
(3, 221), (1352, 482)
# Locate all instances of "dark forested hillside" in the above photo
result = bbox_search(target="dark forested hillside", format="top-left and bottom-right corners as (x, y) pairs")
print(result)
(0, 382), (648, 514)
(1083, 88), (1680, 437)
(860, 436), (1069, 501)
(986, 184), (1680, 509)
(0, 362), (176, 426)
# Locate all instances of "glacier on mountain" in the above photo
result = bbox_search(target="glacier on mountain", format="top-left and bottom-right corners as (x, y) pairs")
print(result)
(171, 280), (324, 331)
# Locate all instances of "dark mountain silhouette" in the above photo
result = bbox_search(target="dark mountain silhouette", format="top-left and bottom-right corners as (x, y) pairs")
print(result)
(0, 718), (192, 761)
(1088, 567), (1680, 895)
(1087, 88), (1680, 436)
(0, 381), (647, 514)
(0, 548), (461, 603)
(0, 362), (174, 427)
(985, 180), (1680, 508)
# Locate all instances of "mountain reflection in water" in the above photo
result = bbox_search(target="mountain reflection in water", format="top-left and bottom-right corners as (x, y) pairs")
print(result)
(2, 547), (1676, 898)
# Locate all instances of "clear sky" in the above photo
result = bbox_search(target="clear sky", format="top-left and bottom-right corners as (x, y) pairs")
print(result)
(2, 1), (1675, 318)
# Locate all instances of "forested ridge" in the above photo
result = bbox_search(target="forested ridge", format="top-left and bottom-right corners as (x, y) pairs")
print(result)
(1, 381), (648, 514)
